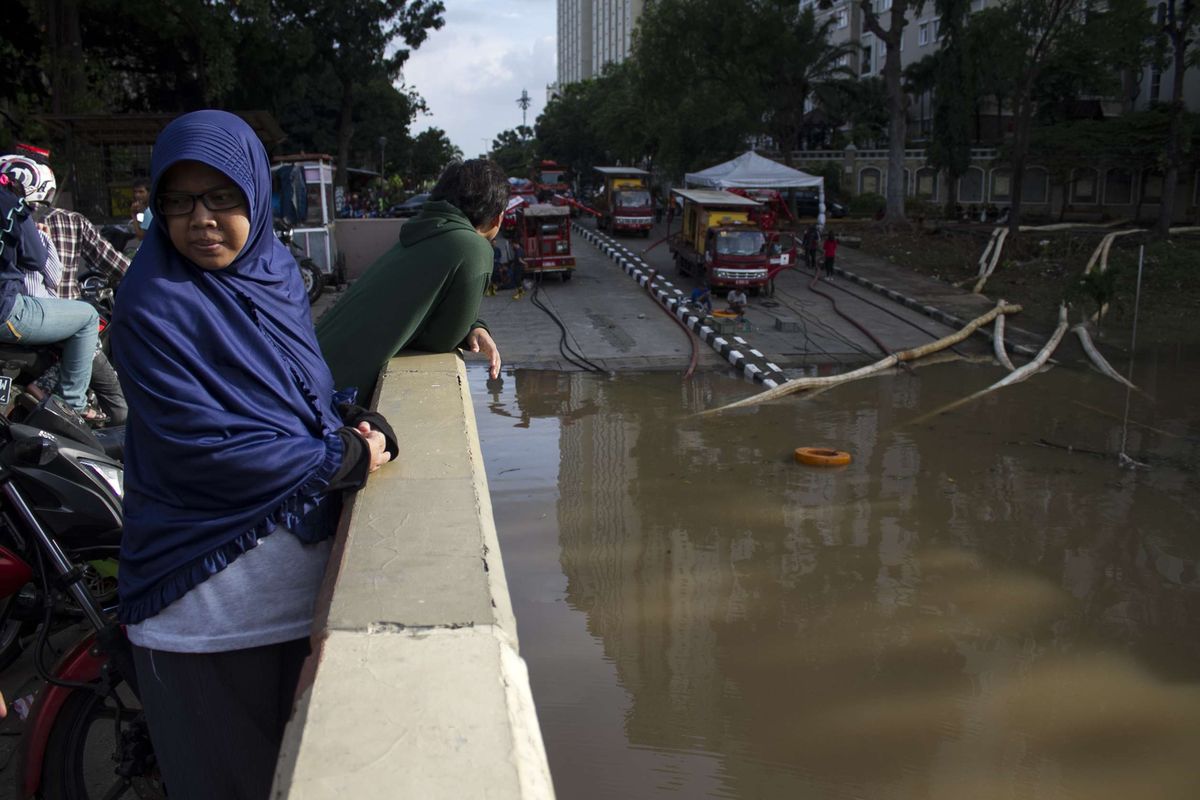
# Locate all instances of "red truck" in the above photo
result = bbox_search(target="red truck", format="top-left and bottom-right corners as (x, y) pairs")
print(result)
(593, 166), (654, 237)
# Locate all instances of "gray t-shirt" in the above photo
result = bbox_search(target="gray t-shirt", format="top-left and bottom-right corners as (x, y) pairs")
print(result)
(127, 529), (332, 653)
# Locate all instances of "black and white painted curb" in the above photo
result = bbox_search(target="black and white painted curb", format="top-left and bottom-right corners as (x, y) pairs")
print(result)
(831, 264), (1041, 358)
(574, 223), (787, 388)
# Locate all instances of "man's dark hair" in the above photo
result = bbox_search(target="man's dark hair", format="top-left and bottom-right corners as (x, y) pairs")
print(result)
(132, 175), (151, 190)
(429, 159), (508, 229)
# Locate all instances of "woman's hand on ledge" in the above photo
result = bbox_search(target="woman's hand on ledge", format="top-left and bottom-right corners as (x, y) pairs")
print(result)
(355, 422), (393, 473)
(466, 328), (502, 379)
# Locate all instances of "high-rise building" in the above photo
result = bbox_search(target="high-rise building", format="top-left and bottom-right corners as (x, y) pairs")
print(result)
(557, 0), (647, 88)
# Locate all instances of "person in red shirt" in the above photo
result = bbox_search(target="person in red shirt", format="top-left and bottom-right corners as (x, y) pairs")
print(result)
(822, 231), (839, 280)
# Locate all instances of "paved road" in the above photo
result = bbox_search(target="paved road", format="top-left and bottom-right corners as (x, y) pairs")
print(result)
(573, 218), (992, 378)
(311, 218), (997, 380)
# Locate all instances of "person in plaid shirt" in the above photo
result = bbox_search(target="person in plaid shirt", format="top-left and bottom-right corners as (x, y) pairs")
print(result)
(43, 207), (130, 300)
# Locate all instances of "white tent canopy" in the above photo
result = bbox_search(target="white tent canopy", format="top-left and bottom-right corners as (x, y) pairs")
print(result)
(684, 150), (826, 225)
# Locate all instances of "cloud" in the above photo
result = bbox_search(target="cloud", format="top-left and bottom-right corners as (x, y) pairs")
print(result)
(400, 0), (557, 157)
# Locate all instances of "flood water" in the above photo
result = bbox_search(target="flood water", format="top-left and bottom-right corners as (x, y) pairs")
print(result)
(470, 347), (1200, 800)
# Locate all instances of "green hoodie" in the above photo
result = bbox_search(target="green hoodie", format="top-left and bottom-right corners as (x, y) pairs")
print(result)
(316, 200), (491, 400)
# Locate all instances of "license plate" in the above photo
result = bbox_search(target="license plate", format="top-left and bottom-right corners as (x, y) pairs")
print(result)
(0, 375), (11, 406)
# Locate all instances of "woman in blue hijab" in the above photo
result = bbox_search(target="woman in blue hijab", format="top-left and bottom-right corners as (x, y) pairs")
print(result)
(110, 110), (395, 799)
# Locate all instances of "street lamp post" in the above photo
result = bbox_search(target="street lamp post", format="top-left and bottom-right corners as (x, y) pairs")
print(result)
(378, 136), (387, 178)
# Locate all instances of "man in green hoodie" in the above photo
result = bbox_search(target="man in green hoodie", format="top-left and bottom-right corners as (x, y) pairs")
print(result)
(316, 159), (505, 400)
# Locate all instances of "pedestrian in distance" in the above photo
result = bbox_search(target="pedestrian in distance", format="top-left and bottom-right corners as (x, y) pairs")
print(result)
(690, 285), (712, 314)
(802, 225), (820, 270)
(109, 110), (396, 800)
(823, 230), (839, 280)
(317, 158), (506, 395)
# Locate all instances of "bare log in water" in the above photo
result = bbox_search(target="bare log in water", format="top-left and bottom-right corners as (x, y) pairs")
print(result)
(1071, 325), (1138, 390)
(906, 305), (1069, 424)
(993, 304), (1016, 371)
(703, 301), (1023, 415)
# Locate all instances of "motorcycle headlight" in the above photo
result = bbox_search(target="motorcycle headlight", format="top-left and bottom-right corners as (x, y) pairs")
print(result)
(79, 459), (124, 499)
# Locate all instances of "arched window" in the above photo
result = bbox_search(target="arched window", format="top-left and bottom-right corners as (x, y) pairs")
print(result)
(957, 167), (985, 203)
(990, 168), (1012, 202)
(915, 167), (938, 200)
(859, 166), (882, 195)
(1104, 168), (1134, 206)
(1022, 167), (1049, 204)
(1070, 168), (1099, 204)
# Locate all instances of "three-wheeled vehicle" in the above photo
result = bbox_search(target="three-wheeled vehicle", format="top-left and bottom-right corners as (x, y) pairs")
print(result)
(515, 203), (575, 281)
(668, 189), (780, 295)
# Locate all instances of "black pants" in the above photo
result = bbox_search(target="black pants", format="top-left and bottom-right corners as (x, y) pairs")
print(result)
(824, 255), (836, 277)
(132, 639), (310, 800)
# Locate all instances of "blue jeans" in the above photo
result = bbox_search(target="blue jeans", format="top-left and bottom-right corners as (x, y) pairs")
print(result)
(0, 295), (98, 411)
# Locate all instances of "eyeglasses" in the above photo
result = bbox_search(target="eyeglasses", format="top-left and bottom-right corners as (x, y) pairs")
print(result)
(156, 187), (245, 217)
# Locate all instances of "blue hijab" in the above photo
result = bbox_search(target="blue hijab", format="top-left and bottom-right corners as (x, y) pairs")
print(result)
(112, 110), (345, 624)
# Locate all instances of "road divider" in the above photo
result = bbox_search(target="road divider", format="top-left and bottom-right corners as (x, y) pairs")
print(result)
(574, 223), (788, 387)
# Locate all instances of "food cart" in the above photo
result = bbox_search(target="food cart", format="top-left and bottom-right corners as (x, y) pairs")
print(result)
(270, 154), (347, 288)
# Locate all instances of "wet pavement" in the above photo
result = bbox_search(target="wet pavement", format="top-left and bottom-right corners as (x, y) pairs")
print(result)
(474, 344), (1200, 800)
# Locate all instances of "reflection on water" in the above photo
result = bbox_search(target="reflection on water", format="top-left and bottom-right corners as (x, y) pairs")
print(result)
(472, 352), (1200, 800)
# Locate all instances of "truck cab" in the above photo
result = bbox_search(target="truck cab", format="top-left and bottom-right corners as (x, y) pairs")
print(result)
(668, 189), (776, 295)
(593, 166), (654, 237)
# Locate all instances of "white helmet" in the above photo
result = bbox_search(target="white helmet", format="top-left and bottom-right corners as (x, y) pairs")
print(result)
(0, 148), (57, 206)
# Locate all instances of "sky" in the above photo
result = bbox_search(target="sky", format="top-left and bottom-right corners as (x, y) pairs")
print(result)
(401, 0), (557, 157)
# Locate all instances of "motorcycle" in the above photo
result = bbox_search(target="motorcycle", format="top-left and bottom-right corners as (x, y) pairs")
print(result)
(0, 402), (159, 799)
(275, 219), (325, 305)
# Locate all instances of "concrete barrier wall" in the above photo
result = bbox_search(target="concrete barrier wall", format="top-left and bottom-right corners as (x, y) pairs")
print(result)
(272, 352), (555, 799)
(333, 219), (406, 280)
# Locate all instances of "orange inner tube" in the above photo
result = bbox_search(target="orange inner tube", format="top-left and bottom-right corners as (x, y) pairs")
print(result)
(711, 309), (739, 318)
(794, 447), (852, 467)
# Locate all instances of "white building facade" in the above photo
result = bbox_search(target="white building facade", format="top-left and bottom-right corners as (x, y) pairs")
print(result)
(557, 0), (647, 87)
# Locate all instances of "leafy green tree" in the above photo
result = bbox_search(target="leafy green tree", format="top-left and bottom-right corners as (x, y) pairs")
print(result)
(406, 127), (461, 187)
(925, 0), (973, 216)
(275, 0), (445, 187)
(489, 127), (537, 176)
(1155, 0), (1200, 235)
(859, 0), (928, 225)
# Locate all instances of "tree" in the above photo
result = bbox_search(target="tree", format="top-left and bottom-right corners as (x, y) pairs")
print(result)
(276, 0), (445, 188)
(989, 0), (1084, 234)
(489, 127), (536, 176)
(859, 0), (927, 225)
(925, 0), (975, 216)
(1156, 0), (1200, 235)
(406, 127), (460, 187)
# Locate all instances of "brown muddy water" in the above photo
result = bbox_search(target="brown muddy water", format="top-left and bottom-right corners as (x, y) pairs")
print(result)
(469, 347), (1200, 800)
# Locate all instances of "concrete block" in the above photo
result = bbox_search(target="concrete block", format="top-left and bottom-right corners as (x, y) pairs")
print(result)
(273, 628), (554, 799)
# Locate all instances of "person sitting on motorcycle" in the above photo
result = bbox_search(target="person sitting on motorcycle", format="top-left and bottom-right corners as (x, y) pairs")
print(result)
(0, 148), (127, 424)
(0, 168), (98, 415)
(110, 110), (396, 800)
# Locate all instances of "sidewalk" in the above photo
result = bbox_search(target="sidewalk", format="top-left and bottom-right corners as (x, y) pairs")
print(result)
(833, 244), (1051, 356)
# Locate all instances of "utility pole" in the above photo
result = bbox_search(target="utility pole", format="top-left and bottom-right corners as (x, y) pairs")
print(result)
(378, 136), (387, 178)
(516, 89), (531, 133)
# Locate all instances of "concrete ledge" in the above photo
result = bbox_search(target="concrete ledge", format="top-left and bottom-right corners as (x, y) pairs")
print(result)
(273, 353), (553, 799)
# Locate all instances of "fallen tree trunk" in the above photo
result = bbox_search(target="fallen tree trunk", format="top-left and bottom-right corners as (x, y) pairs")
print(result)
(907, 305), (1069, 424)
(972, 228), (1009, 294)
(703, 300), (1022, 415)
(993, 304), (1016, 371)
(1071, 325), (1138, 390)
